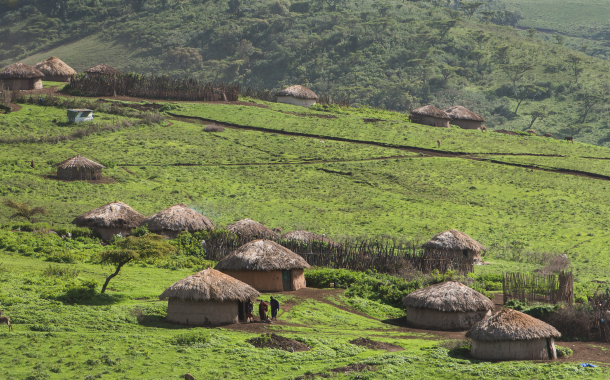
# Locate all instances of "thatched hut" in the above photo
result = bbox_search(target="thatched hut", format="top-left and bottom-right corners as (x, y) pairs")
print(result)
(443, 106), (485, 130)
(143, 203), (214, 239)
(402, 281), (493, 330)
(85, 64), (121, 77)
(33, 56), (76, 82)
(466, 308), (561, 360)
(276, 85), (318, 108)
(72, 201), (146, 240)
(0, 63), (44, 90)
(226, 218), (279, 240)
(282, 230), (337, 246)
(215, 239), (311, 291)
(410, 105), (451, 128)
(422, 229), (485, 263)
(56, 155), (105, 181)
(160, 268), (259, 326)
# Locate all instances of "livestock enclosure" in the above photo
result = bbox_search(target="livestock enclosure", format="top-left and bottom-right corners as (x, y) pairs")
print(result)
(502, 271), (574, 305)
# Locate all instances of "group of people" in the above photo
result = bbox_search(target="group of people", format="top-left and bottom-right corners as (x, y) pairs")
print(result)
(245, 296), (280, 323)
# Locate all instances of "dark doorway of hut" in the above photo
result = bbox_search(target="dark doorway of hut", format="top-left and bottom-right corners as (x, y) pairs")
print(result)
(282, 270), (291, 291)
(238, 301), (245, 322)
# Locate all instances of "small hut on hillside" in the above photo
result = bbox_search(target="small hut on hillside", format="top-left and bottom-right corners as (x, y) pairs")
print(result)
(160, 268), (259, 326)
(443, 106), (485, 130)
(56, 155), (105, 181)
(410, 105), (451, 128)
(85, 64), (121, 77)
(143, 203), (214, 239)
(423, 229), (485, 263)
(33, 56), (76, 82)
(215, 239), (311, 291)
(72, 201), (146, 240)
(282, 230), (337, 246)
(402, 281), (493, 330)
(226, 218), (279, 240)
(466, 308), (561, 360)
(0, 63), (44, 90)
(276, 85), (319, 108)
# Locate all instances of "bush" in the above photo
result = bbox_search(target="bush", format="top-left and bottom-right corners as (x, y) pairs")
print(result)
(169, 230), (207, 258)
(42, 264), (80, 278)
(55, 226), (100, 240)
(130, 225), (150, 237)
(556, 345), (573, 357)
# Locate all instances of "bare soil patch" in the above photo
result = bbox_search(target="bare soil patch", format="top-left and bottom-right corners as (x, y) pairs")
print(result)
(295, 363), (377, 379)
(10, 103), (21, 112)
(349, 337), (404, 352)
(247, 333), (310, 352)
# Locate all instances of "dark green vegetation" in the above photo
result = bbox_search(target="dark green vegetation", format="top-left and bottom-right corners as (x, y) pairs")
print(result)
(3, 0), (610, 145)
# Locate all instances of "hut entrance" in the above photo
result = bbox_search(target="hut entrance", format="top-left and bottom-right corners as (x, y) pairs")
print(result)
(238, 301), (245, 322)
(282, 270), (291, 291)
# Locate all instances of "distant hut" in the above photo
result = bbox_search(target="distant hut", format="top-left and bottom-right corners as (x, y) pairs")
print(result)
(226, 218), (279, 240)
(466, 308), (561, 360)
(72, 201), (146, 240)
(282, 230), (337, 246)
(443, 106), (485, 130)
(276, 85), (319, 108)
(215, 239), (311, 291)
(85, 64), (121, 77)
(422, 229), (485, 263)
(56, 155), (105, 181)
(160, 268), (259, 326)
(143, 203), (214, 239)
(402, 281), (493, 330)
(410, 105), (451, 128)
(0, 63), (44, 90)
(33, 56), (76, 82)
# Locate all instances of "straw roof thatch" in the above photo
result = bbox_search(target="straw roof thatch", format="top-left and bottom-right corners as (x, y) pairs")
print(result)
(422, 229), (485, 252)
(282, 230), (336, 245)
(159, 268), (259, 302)
(0, 63), (44, 79)
(276, 85), (319, 100)
(226, 218), (279, 240)
(466, 308), (561, 341)
(215, 239), (311, 271)
(402, 281), (493, 312)
(72, 201), (146, 228)
(34, 56), (76, 77)
(57, 155), (105, 170)
(443, 106), (485, 122)
(86, 64), (121, 75)
(410, 105), (451, 119)
(144, 203), (214, 233)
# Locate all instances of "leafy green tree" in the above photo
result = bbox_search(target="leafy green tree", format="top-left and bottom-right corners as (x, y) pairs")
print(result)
(458, 1), (484, 20)
(525, 109), (554, 129)
(565, 54), (584, 83)
(513, 84), (544, 114)
(527, 29), (536, 38)
(501, 62), (534, 92)
(554, 34), (565, 45)
(577, 88), (607, 124)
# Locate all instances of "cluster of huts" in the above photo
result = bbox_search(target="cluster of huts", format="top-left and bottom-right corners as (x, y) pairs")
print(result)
(410, 104), (486, 130)
(0, 57), (119, 90)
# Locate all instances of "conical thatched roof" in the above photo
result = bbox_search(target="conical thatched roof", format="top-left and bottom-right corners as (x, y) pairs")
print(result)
(72, 201), (146, 228)
(466, 308), (561, 341)
(0, 63), (44, 79)
(226, 218), (279, 240)
(422, 229), (485, 252)
(57, 155), (105, 170)
(276, 85), (318, 100)
(34, 56), (76, 77)
(402, 281), (493, 312)
(86, 64), (121, 75)
(159, 268), (259, 302)
(215, 239), (311, 271)
(282, 230), (337, 245)
(144, 203), (214, 233)
(410, 105), (451, 119)
(443, 106), (485, 122)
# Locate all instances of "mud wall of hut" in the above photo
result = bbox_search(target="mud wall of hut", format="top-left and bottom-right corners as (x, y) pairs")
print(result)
(167, 299), (238, 325)
(406, 306), (491, 330)
(2, 78), (43, 90)
(470, 338), (557, 360)
(220, 270), (284, 291)
(277, 96), (317, 108)
(291, 269), (306, 291)
(411, 115), (450, 128)
(87, 227), (132, 241)
(57, 167), (103, 181)
(450, 119), (483, 130)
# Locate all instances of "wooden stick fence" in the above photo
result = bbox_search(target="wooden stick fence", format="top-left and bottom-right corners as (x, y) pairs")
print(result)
(502, 271), (574, 305)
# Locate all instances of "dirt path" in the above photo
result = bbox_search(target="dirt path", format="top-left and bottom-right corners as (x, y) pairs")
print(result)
(121, 167), (135, 175)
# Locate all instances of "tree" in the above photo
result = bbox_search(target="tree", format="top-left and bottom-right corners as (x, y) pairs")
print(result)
(2, 199), (48, 222)
(513, 84), (544, 114)
(554, 34), (565, 45)
(480, 11), (495, 24)
(99, 234), (176, 293)
(525, 109), (554, 130)
(501, 62), (534, 92)
(577, 88), (606, 124)
(526, 29), (536, 38)
(565, 54), (584, 83)
(458, 2), (485, 20)
(228, 0), (244, 17)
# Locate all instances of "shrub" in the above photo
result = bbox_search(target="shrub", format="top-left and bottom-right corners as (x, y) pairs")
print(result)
(556, 345), (573, 357)
(169, 231), (207, 258)
(42, 264), (80, 278)
(130, 225), (150, 237)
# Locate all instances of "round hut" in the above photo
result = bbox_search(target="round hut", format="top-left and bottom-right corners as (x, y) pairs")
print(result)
(466, 308), (561, 360)
(160, 268), (259, 326)
(410, 105), (451, 128)
(72, 201), (146, 241)
(143, 203), (214, 239)
(226, 218), (279, 240)
(282, 230), (337, 246)
(215, 239), (311, 291)
(422, 229), (485, 264)
(56, 155), (105, 181)
(0, 63), (44, 90)
(85, 64), (121, 77)
(276, 85), (319, 108)
(443, 106), (485, 130)
(33, 56), (76, 82)
(402, 281), (493, 330)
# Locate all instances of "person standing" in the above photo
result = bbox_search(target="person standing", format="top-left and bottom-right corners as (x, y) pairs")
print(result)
(258, 300), (268, 322)
(270, 296), (280, 321)
(245, 300), (254, 323)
